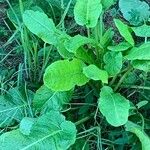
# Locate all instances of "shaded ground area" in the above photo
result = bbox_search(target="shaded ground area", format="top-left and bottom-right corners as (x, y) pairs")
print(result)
(0, 2), (7, 45)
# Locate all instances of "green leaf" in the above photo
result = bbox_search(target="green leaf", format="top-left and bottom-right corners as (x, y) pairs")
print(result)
(136, 101), (148, 109)
(101, 0), (117, 10)
(119, 0), (150, 26)
(125, 42), (150, 60)
(64, 35), (94, 53)
(45, 0), (61, 8)
(75, 47), (96, 64)
(125, 121), (150, 150)
(114, 19), (134, 46)
(44, 59), (89, 91)
(132, 24), (150, 37)
(45, 0), (76, 17)
(19, 117), (36, 135)
(74, 0), (102, 28)
(23, 10), (57, 45)
(0, 111), (77, 150)
(83, 64), (108, 83)
(107, 42), (132, 52)
(72, 139), (90, 150)
(23, 10), (74, 59)
(123, 72), (137, 85)
(104, 52), (123, 76)
(132, 60), (150, 72)
(33, 85), (73, 113)
(38, 46), (52, 57)
(100, 28), (114, 48)
(98, 86), (130, 127)
(7, 0), (44, 27)
(56, 34), (74, 58)
(0, 87), (33, 128)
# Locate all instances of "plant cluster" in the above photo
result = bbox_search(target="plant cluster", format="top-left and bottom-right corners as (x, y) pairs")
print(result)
(0, 0), (150, 149)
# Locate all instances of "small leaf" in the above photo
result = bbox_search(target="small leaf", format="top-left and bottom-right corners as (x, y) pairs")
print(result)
(23, 10), (57, 45)
(33, 85), (73, 113)
(100, 28), (114, 48)
(44, 59), (89, 91)
(74, 0), (102, 28)
(75, 47), (96, 64)
(114, 19), (134, 46)
(126, 42), (150, 60)
(64, 35), (94, 53)
(136, 101), (148, 109)
(0, 111), (77, 150)
(123, 72), (137, 85)
(125, 121), (150, 150)
(56, 34), (74, 58)
(104, 52), (123, 76)
(83, 65), (108, 83)
(19, 117), (36, 135)
(98, 86), (130, 127)
(132, 24), (150, 37)
(107, 42), (132, 52)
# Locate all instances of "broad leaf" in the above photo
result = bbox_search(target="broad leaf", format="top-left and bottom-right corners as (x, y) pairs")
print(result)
(125, 121), (150, 150)
(64, 35), (94, 53)
(104, 52), (123, 76)
(33, 85), (73, 113)
(107, 42), (132, 52)
(98, 86), (130, 127)
(126, 42), (150, 60)
(132, 24), (150, 37)
(74, 0), (102, 28)
(44, 59), (89, 91)
(23, 10), (57, 45)
(119, 0), (150, 26)
(132, 60), (150, 72)
(7, 0), (44, 26)
(0, 87), (33, 128)
(0, 111), (77, 150)
(83, 65), (108, 83)
(114, 19), (134, 46)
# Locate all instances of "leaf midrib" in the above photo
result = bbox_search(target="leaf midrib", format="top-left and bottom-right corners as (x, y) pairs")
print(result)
(21, 129), (62, 150)
(106, 90), (120, 125)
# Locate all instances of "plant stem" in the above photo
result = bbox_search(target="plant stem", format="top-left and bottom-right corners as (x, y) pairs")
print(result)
(87, 28), (90, 38)
(114, 67), (133, 91)
(119, 85), (150, 90)
(99, 11), (104, 40)
(109, 75), (118, 86)
(75, 113), (94, 126)
(77, 126), (99, 135)
(109, 64), (132, 86)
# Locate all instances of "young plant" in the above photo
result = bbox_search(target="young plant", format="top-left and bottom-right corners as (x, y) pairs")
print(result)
(1, 0), (150, 149)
